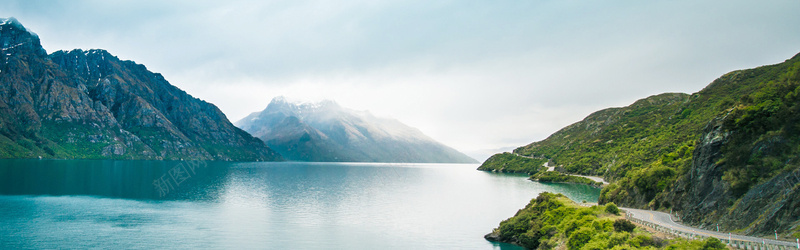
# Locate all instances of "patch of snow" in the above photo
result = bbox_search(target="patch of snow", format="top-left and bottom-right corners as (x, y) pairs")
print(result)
(1, 42), (27, 51)
(0, 17), (39, 39)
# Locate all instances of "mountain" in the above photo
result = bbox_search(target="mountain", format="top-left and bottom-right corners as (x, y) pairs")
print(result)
(479, 52), (800, 237)
(0, 17), (281, 161)
(236, 97), (477, 163)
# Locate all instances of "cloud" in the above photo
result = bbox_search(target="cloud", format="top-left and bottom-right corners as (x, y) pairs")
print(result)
(2, 0), (800, 157)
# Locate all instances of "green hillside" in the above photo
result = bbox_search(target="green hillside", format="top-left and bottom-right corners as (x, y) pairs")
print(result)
(479, 52), (800, 237)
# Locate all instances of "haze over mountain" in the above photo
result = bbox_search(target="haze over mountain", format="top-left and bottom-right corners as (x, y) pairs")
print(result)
(0, 18), (281, 161)
(236, 97), (477, 163)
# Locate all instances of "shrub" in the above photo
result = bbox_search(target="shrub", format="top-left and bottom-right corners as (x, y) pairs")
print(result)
(608, 232), (630, 248)
(605, 202), (620, 215)
(613, 219), (636, 232)
(582, 239), (611, 250)
(568, 226), (594, 250)
(702, 237), (727, 250)
(627, 235), (654, 247)
(610, 245), (636, 250)
(518, 230), (540, 249)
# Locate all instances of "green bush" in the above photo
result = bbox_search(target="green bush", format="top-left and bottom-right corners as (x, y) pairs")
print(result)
(581, 238), (611, 250)
(613, 219), (636, 232)
(626, 235), (654, 247)
(605, 202), (620, 215)
(701, 237), (727, 250)
(608, 232), (630, 248)
(568, 226), (595, 250)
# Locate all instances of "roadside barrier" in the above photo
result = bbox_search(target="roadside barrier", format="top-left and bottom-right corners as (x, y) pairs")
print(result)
(625, 212), (798, 250)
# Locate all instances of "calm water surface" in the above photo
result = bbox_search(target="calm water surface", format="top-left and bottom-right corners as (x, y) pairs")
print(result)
(0, 160), (600, 249)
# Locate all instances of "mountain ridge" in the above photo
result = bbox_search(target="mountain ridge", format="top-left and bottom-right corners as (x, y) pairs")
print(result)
(236, 97), (477, 163)
(0, 18), (281, 161)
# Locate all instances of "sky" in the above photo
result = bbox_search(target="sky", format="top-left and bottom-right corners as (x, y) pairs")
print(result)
(2, 0), (800, 161)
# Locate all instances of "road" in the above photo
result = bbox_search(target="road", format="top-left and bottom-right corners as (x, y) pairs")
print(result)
(569, 174), (608, 185)
(531, 155), (609, 185)
(513, 152), (796, 247)
(624, 207), (796, 247)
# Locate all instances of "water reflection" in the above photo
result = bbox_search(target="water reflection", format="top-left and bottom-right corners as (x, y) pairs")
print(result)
(0, 159), (229, 200)
(0, 160), (600, 249)
(0, 160), (601, 203)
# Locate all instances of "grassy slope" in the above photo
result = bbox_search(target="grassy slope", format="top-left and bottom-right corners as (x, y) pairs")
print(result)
(486, 192), (726, 250)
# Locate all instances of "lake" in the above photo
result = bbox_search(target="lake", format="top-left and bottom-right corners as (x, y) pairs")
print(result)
(0, 160), (600, 249)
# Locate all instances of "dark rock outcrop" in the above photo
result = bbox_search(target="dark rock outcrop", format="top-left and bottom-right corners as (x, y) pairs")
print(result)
(671, 116), (731, 227)
(0, 17), (281, 161)
(672, 114), (800, 236)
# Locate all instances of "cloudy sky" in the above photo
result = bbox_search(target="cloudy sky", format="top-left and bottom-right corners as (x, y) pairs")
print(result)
(3, 0), (800, 161)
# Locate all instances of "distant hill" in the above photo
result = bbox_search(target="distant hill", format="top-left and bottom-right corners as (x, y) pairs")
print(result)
(0, 17), (281, 161)
(479, 51), (800, 237)
(236, 97), (477, 163)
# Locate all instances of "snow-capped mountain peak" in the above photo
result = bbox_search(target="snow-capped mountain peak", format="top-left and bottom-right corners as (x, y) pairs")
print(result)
(235, 97), (476, 163)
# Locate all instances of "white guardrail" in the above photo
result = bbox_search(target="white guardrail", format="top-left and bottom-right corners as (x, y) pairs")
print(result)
(625, 212), (798, 250)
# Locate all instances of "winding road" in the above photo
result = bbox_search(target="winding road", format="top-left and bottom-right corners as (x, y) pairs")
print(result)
(624, 207), (797, 248)
(524, 154), (609, 185)
(514, 152), (796, 247)
(569, 174), (608, 185)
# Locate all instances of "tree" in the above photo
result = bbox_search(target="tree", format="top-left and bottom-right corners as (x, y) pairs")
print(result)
(613, 219), (636, 232)
(605, 202), (620, 215)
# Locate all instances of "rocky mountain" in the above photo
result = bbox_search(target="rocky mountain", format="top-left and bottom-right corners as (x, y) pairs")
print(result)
(479, 52), (800, 237)
(0, 17), (281, 161)
(236, 97), (477, 163)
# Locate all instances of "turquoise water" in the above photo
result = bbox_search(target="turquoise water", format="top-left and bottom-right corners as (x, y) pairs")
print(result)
(0, 160), (600, 249)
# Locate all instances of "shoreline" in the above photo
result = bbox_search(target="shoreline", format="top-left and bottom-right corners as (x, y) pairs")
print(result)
(529, 179), (604, 189)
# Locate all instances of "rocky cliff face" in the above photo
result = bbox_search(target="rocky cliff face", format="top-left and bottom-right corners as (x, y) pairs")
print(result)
(668, 53), (800, 237)
(669, 117), (730, 225)
(0, 17), (281, 161)
(236, 97), (477, 163)
(672, 107), (800, 237)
